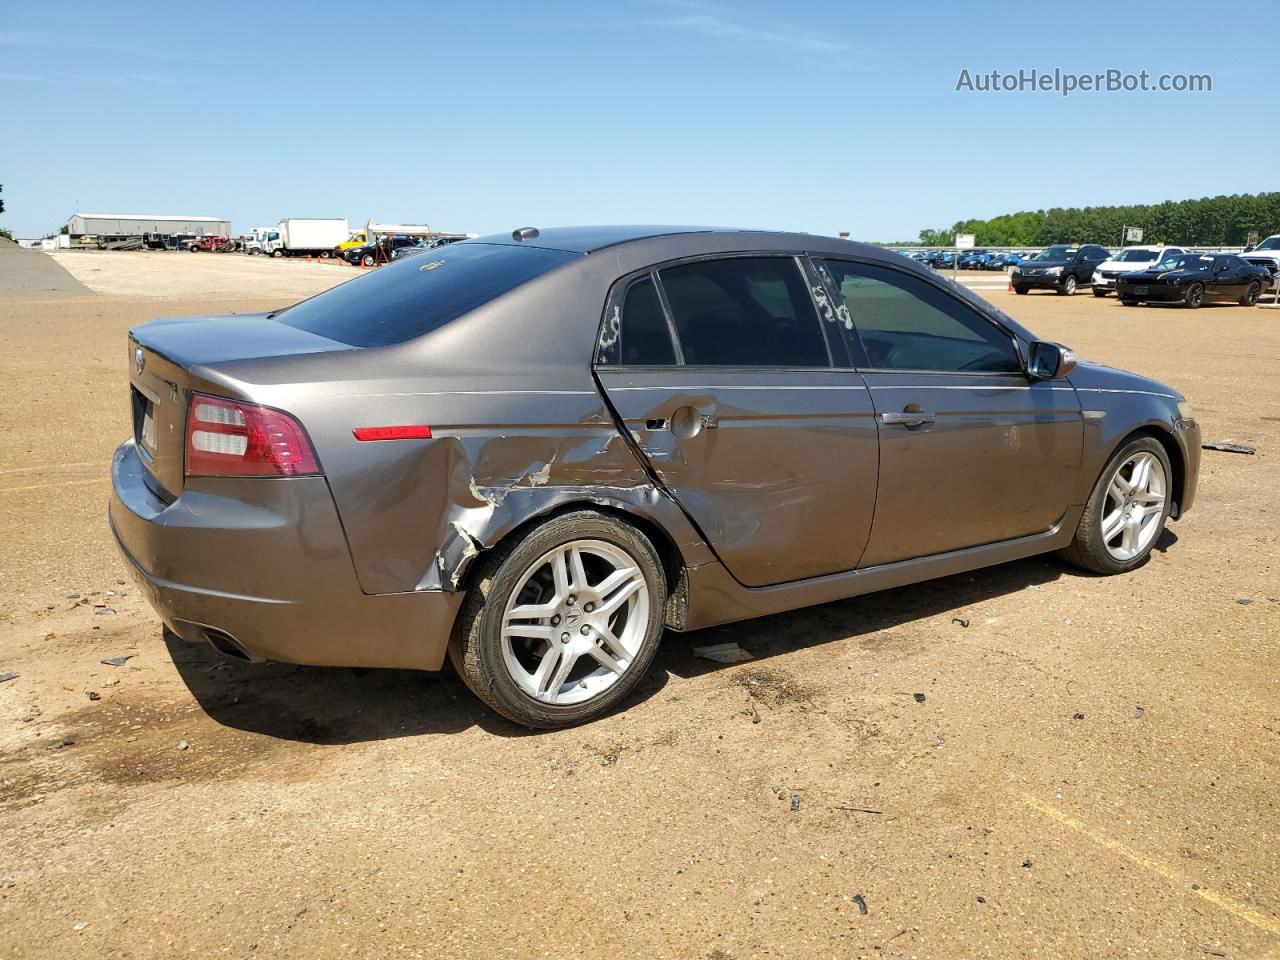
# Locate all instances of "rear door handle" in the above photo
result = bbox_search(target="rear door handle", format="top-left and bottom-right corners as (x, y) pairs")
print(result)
(880, 411), (935, 426)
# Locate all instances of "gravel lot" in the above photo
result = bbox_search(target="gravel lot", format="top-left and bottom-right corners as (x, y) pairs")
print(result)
(1, 250), (1277, 959)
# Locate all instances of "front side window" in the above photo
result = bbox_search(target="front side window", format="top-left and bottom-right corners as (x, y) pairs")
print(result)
(598, 275), (676, 366)
(822, 260), (1021, 374)
(658, 257), (829, 367)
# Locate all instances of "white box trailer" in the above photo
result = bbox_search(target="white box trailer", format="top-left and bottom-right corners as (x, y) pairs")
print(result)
(264, 218), (349, 258)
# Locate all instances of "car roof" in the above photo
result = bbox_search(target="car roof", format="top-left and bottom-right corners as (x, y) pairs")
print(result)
(469, 224), (869, 256)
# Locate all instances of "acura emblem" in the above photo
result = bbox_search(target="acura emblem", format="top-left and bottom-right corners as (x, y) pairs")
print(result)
(134, 346), (145, 374)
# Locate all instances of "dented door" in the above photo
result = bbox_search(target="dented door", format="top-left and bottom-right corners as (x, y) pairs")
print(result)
(596, 369), (879, 588)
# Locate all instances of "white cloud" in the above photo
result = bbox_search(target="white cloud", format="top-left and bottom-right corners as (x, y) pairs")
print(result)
(637, 2), (851, 55)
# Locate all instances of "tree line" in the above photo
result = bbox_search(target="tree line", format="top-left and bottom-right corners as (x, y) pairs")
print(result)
(911, 192), (1280, 247)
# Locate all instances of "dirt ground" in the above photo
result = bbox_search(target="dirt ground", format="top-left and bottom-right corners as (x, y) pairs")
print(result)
(1, 250), (1277, 960)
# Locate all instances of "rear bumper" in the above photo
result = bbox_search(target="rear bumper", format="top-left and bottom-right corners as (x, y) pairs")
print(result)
(109, 439), (461, 670)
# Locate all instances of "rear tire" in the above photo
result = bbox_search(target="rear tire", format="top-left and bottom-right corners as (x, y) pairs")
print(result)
(1121, 298), (1139, 306)
(1060, 436), (1172, 575)
(1058, 275), (1077, 296)
(449, 511), (667, 729)
(1184, 282), (1204, 308)
(1240, 281), (1260, 306)
(1092, 288), (1108, 298)
(1014, 285), (1028, 295)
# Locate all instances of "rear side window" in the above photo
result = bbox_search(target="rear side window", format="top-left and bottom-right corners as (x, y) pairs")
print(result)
(599, 276), (677, 366)
(823, 260), (1020, 373)
(275, 242), (577, 347)
(658, 257), (829, 367)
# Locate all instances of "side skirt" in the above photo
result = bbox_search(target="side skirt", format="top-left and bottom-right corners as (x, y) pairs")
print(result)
(679, 506), (1084, 631)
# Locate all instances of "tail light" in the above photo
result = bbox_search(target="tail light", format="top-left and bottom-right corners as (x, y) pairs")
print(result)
(185, 393), (319, 477)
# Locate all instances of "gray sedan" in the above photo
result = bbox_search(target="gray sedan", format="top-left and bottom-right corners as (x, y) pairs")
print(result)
(111, 226), (1200, 727)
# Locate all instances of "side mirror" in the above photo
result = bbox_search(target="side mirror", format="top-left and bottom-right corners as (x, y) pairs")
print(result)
(1243, 245), (1255, 253)
(1028, 341), (1077, 380)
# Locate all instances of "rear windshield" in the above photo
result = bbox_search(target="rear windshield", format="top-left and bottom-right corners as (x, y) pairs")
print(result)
(275, 242), (577, 347)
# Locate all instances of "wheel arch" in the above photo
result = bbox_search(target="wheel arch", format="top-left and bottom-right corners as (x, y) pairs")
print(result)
(1111, 424), (1187, 519)
(455, 497), (693, 625)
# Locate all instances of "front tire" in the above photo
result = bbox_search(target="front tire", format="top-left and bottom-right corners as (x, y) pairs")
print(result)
(1060, 436), (1172, 575)
(271, 249), (284, 259)
(1184, 282), (1204, 308)
(1058, 275), (1077, 296)
(449, 511), (667, 729)
(1014, 285), (1028, 295)
(1092, 288), (1108, 298)
(1121, 297), (1139, 306)
(1240, 281), (1260, 306)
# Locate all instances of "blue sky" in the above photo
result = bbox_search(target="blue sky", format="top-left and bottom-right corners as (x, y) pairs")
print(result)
(1, 1), (1273, 241)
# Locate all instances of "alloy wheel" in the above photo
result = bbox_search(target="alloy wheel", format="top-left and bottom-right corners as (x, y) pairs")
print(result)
(500, 539), (650, 706)
(1101, 451), (1167, 561)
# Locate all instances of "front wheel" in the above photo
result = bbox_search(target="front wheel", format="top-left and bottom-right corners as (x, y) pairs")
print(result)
(1092, 288), (1108, 298)
(1058, 275), (1077, 296)
(271, 249), (284, 258)
(1184, 282), (1204, 308)
(1121, 298), (1139, 306)
(1013, 285), (1028, 295)
(1060, 436), (1172, 575)
(1240, 281), (1260, 306)
(449, 511), (667, 728)
(362, 253), (375, 267)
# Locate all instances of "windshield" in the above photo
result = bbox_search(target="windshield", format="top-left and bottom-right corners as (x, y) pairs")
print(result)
(1113, 249), (1158, 262)
(276, 242), (578, 347)
(1155, 254), (1211, 272)
(1255, 236), (1280, 251)
(1034, 244), (1075, 261)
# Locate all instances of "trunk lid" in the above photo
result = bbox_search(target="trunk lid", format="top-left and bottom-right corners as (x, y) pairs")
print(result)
(127, 312), (348, 497)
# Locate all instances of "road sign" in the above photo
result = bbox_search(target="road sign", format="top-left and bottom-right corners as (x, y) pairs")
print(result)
(1125, 227), (1143, 243)
(955, 234), (976, 250)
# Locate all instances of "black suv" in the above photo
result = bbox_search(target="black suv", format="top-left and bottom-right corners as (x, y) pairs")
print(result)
(1012, 244), (1111, 296)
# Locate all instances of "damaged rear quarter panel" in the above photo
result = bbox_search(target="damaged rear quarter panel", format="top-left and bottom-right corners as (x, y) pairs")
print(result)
(323, 390), (687, 595)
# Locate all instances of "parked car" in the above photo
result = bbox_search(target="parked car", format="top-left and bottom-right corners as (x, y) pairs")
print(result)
(1091, 246), (1186, 297)
(389, 234), (472, 261)
(342, 235), (420, 266)
(958, 249), (991, 270)
(1011, 243), (1111, 295)
(1241, 234), (1280, 282)
(1115, 253), (1270, 308)
(986, 252), (1016, 270)
(186, 236), (235, 253)
(112, 226), (1200, 728)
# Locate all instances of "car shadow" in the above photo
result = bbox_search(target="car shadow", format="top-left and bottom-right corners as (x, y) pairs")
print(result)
(165, 553), (1094, 744)
(657, 554), (1072, 682)
(163, 629), (575, 743)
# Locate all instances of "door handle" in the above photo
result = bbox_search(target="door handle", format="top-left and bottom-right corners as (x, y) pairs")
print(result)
(880, 411), (935, 426)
